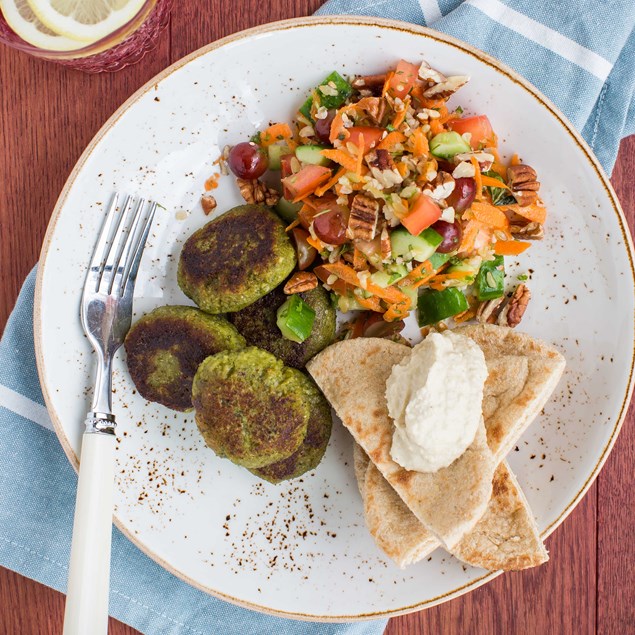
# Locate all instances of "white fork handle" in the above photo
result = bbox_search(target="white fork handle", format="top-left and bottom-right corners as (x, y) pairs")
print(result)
(63, 432), (116, 635)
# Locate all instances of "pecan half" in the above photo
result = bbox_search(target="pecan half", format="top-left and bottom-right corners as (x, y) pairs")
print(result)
(497, 284), (531, 327)
(357, 96), (386, 125)
(510, 221), (544, 240)
(423, 171), (455, 202)
(201, 195), (217, 215)
(507, 164), (540, 206)
(476, 296), (505, 324)
(283, 271), (318, 294)
(351, 74), (387, 95)
(349, 193), (380, 241)
(423, 75), (469, 99)
(236, 178), (279, 206)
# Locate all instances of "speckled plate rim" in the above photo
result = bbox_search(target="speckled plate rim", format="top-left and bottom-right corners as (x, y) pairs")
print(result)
(34, 15), (635, 622)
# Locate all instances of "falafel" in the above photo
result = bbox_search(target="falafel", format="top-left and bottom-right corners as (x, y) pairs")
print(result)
(249, 380), (332, 483)
(124, 305), (245, 411)
(229, 283), (336, 368)
(177, 204), (296, 313)
(192, 347), (311, 468)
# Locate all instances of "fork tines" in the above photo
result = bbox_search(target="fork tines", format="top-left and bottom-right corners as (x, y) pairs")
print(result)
(86, 194), (157, 298)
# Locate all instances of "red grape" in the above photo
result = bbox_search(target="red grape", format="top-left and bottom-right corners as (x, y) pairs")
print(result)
(227, 142), (268, 179)
(313, 209), (348, 245)
(291, 228), (318, 270)
(446, 177), (476, 212)
(432, 220), (462, 253)
(314, 110), (336, 145)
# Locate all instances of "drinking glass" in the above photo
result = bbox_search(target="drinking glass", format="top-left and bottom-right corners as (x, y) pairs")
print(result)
(0, 0), (172, 72)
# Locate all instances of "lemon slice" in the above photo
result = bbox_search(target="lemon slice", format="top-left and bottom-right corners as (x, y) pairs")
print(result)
(0, 0), (85, 50)
(26, 0), (146, 43)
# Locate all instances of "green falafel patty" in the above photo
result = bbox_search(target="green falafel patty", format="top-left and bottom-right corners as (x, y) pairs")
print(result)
(249, 380), (332, 483)
(192, 348), (310, 468)
(229, 283), (336, 369)
(177, 204), (296, 313)
(124, 305), (245, 412)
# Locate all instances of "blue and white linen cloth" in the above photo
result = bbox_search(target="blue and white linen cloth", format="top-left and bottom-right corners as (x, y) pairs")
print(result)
(0, 1), (633, 634)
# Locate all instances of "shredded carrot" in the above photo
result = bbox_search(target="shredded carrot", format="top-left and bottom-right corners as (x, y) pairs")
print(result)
(381, 72), (394, 97)
(493, 240), (531, 256)
(356, 136), (365, 177)
(470, 201), (509, 229)
(320, 148), (357, 173)
(500, 203), (547, 224)
(353, 247), (366, 271)
(314, 166), (347, 197)
(383, 302), (409, 322)
(285, 219), (300, 232)
(419, 98), (445, 109)
(204, 173), (220, 191)
(306, 235), (325, 251)
(391, 98), (410, 129)
(510, 153), (521, 166)
(429, 119), (444, 135)
(411, 127), (429, 157)
(471, 156), (483, 200)
(396, 162), (409, 178)
(377, 131), (406, 150)
(357, 295), (384, 312)
(481, 175), (510, 189)
(458, 219), (482, 253)
(321, 262), (410, 306)
(260, 123), (292, 147)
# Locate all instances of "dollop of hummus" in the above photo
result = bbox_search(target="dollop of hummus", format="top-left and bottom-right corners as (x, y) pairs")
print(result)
(386, 330), (488, 473)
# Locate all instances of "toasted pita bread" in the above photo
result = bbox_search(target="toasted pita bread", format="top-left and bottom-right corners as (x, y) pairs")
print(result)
(451, 462), (548, 569)
(361, 455), (548, 569)
(454, 324), (565, 462)
(346, 326), (563, 570)
(307, 338), (496, 548)
(352, 442), (370, 497)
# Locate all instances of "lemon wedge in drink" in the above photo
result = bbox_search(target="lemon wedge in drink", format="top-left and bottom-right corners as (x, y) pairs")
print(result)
(26, 0), (147, 43)
(0, 0), (84, 50)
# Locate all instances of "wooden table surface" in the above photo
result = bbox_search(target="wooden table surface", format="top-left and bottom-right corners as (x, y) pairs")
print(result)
(1, 2), (634, 633)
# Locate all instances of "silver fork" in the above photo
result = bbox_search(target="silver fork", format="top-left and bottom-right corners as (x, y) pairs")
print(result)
(63, 194), (156, 635)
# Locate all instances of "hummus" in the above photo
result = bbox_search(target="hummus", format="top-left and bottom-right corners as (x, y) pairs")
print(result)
(386, 330), (487, 472)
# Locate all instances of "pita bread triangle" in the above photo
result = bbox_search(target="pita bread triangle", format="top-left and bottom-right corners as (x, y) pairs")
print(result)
(308, 324), (565, 569)
(308, 337), (496, 549)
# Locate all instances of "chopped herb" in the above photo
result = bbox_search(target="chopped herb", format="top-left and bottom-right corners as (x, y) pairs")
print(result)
(483, 170), (516, 206)
(454, 106), (464, 115)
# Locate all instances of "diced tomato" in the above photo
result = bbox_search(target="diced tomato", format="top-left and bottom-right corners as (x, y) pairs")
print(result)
(346, 126), (384, 150)
(280, 154), (295, 199)
(388, 60), (419, 99)
(282, 165), (332, 200)
(401, 194), (442, 235)
(448, 115), (495, 149)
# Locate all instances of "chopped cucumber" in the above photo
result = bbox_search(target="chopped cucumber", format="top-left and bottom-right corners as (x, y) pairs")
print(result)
(299, 95), (314, 121)
(275, 197), (302, 222)
(428, 252), (453, 270)
(446, 257), (481, 285)
(296, 145), (330, 166)
(400, 284), (418, 308)
(390, 227), (443, 262)
(476, 255), (505, 301)
(317, 71), (353, 109)
(370, 264), (408, 288)
(429, 131), (472, 159)
(337, 293), (366, 313)
(417, 288), (468, 326)
(267, 144), (285, 170)
(276, 295), (316, 343)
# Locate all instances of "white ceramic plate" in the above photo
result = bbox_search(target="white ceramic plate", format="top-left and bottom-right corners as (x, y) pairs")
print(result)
(35, 16), (635, 620)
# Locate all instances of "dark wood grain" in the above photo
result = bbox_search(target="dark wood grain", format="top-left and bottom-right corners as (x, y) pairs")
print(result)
(0, 3), (633, 634)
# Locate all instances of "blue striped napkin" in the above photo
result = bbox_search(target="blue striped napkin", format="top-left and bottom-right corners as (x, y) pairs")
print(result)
(1, 2), (633, 634)
(317, 0), (635, 173)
